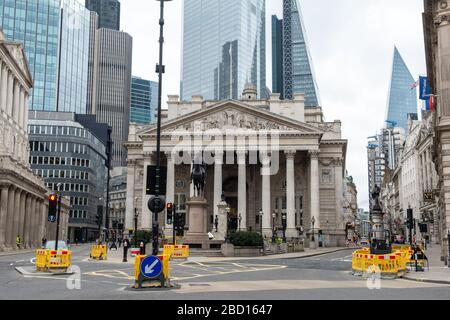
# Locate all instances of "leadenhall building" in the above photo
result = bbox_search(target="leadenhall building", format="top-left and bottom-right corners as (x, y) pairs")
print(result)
(125, 84), (348, 249)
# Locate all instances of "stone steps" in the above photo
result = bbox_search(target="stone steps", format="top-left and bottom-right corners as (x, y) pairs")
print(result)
(189, 249), (224, 257)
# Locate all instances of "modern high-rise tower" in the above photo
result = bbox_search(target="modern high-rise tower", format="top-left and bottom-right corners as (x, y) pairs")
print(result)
(85, 0), (120, 30)
(272, 0), (320, 106)
(181, 0), (266, 101)
(0, 0), (92, 113)
(130, 77), (158, 125)
(385, 47), (418, 132)
(91, 28), (132, 167)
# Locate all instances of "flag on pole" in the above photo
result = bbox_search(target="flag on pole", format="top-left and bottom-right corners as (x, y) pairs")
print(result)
(419, 76), (434, 112)
(411, 80), (419, 90)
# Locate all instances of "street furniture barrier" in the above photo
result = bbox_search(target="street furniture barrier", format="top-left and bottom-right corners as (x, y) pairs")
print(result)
(352, 249), (405, 278)
(163, 245), (190, 259)
(134, 254), (171, 289)
(90, 245), (107, 260)
(36, 249), (72, 272)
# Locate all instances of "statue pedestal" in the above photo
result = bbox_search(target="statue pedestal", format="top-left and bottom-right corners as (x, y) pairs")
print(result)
(185, 197), (210, 249)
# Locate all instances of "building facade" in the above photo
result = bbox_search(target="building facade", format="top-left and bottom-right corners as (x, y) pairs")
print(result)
(28, 111), (108, 243)
(90, 28), (132, 167)
(181, 0), (267, 101)
(0, 0), (92, 114)
(423, 0), (450, 264)
(385, 47), (418, 132)
(130, 77), (158, 125)
(343, 173), (358, 241)
(85, 0), (120, 30)
(272, 0), (320, 106)
(109, 166), (126, 240)
(125, 86), (348, 248)
(0, 30), (69, 250)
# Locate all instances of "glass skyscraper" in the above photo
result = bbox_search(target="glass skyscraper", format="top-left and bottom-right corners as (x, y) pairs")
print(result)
(0, 0), (91, 113)
(130, 77), (158, 125)
(85, 0), (120, 30)
(272, 0), (320, 107)
(181, 0), (266, 101)
(385, 47), (418, 131)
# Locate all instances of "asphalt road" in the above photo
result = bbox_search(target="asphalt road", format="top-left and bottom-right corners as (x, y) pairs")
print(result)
(1, 246), (449, 300)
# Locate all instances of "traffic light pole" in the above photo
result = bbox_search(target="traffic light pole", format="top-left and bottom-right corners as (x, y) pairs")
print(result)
(152, 0), (170, 257)
(173, 206), (176, 246)
(55, 190), (62, 251)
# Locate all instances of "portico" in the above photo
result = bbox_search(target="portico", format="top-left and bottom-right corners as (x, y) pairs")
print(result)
(125, 89), (348, 247)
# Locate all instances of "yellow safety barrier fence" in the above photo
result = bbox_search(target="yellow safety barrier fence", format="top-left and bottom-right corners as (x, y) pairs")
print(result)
(36, 249), (72, 272)
(90, 245), (107, 260)
(352, 250), (406, 277)
(163, 244), (190, 259)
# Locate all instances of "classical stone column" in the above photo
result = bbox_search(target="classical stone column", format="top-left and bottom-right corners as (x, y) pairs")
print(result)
(165, 152), (175, 236)
(285, 151), (297, 238)
(0, 63), (8, 112)
(213, 152), (223, 220)
(125, 160), (136, 234)
(18, 191), (26, 243)
(13, 81), (20, 124)
(334, 158), (345, 231)
(309, 150), (320, 230)
(0, 186), (9, 250)
(6, 73), (14, 117)
(5, 187), (16, 248)
(261, 154), (272, 237)
(30, 197), (37, 248)
(19, 88), (25, 130)
(23, 195), (32, 248)
(23, 94), (29, 130)
(237, 151), (247, 231)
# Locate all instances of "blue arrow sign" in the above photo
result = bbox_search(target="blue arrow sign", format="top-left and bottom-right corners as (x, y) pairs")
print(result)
(140, 256), (163, 279)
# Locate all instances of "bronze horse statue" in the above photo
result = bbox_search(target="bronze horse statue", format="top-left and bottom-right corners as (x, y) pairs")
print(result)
(191, 162), (207, 198)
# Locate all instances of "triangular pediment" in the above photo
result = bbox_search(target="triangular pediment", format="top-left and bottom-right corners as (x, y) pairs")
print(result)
(2, 42), (33, 85)
(138, 100), (323, 137)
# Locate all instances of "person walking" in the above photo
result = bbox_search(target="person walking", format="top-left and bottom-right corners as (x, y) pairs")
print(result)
(16, 235), (22, 250)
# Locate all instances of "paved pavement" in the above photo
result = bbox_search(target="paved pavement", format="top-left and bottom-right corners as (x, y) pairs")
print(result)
(402, 245), (450, 285)
(1, 245), (449, 300)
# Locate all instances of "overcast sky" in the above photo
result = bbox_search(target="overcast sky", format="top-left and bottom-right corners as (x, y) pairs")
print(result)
(118, 0), (426, 210)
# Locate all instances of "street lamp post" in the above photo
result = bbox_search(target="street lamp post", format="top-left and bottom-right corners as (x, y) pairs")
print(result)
(259, 210), (263, 235)
(55, 183), (62, 251)
(151, 0), (172, 257)
(238, 213), (242, 232)
(282, 213), (287, 243)
(272, 212), (277, 243)
(311, 216), (316, 244)
(134, 208), (139, 248)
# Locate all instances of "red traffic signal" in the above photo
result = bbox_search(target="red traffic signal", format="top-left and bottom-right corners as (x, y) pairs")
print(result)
(49, 194), (57, 202)
(167, 203), (173, 210)
(48, 194), (58, 222)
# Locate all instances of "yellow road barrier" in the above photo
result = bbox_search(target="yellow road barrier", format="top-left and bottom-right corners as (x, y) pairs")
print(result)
(36, 249), (72, 272)
(163, 244), (190, 259)
(90, 245), (107, 260)
(352, 250), (405, 277)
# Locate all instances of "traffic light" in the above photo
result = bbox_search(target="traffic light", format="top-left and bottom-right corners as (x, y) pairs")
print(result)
(48, 194), (58, 223)
(407, 209), (414, 229)
(174, 208), (185, 237)
(96, 206), (103, 227)
(166, 203), (174, 225)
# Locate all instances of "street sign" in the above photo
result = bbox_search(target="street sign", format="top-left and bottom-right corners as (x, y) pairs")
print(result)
(48, 215), (56, 223)
(148, 196), (166, 214)
(140, 255), (163, 279)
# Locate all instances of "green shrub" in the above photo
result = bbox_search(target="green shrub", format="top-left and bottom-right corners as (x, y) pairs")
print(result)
(229, 231), (263, 247)
(134, 230), (152, 244)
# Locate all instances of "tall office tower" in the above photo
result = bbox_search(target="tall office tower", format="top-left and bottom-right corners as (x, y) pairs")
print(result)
(130, 77), (158, 125)
(91, 28), (132, 167)
(272, 0), (320, 106)
(181, 0), (266, 101)
(85, 0), (120, 30)
(0, 0), (92, 113)
(385, 46), (418, 132)
(86, 11), (98, 114)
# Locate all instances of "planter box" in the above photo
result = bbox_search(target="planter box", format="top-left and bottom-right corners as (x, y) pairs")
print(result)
(221, 243), (263, 257)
